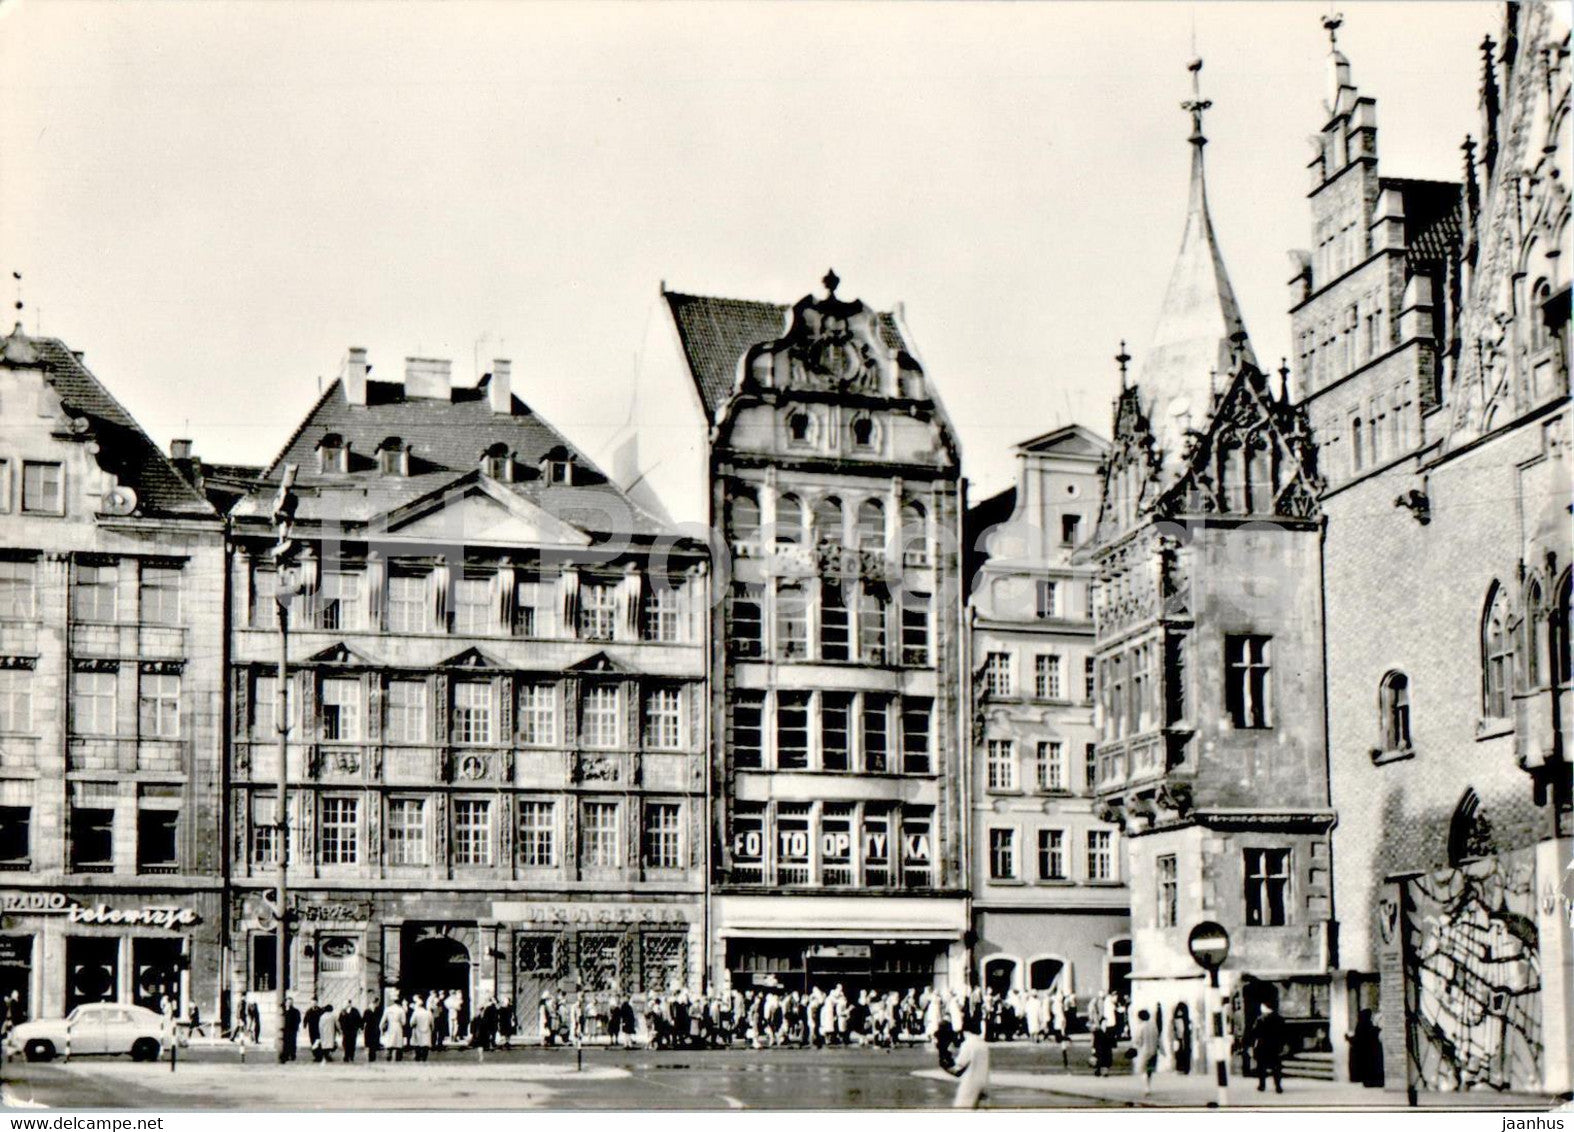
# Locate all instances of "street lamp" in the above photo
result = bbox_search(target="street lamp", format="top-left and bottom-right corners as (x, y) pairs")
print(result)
(269, 466), (302, 1061)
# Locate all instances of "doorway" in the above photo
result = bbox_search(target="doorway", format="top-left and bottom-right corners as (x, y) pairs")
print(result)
(983, 957), (1016, 996)
(0, 935), (32, 1020)
(1105, 937), (1132, 998)
(1029, 957), (1066, 992)
(132, 938), (183, 1014)
(66, 937), (118, 1012)
(401, 928), (472, 1001)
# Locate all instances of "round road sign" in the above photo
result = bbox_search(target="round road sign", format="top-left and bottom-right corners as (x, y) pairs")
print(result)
(1187, 920), (1231, 971)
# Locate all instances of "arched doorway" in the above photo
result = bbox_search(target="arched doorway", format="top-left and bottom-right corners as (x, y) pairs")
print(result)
(402, 930), (472, 1001)
(1028, 957), (1066, 992)
(983, 957), (1016, 995)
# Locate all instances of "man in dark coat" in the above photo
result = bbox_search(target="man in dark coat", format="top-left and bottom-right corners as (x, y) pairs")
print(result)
(362, 993), (383, 1063)
(1251, 1002), (1286, 1094)
(304, 999), (324, 1062)
(280, 996), (301, 1063)
(338, 1001), (362, 1063)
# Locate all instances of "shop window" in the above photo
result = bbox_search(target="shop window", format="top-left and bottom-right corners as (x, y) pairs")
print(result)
(0, 806), (30, 868)
(821, 805), (854, 886)
(901, 808), (933, 887)
(862, 808), (892, 887)
(137, 808), (179, 872)
(133, 938), (183, 1014)
(1225, 634), (1272, 728)
(578, 933), (622, 994)
(66, 937), (118, 1012)
(731, 805), (765, 884)
(70, 805), (115, 871)
(516, 934), (557, 975)
(1244, 847), (1290, 926)
(641, 933), (687, 995)
(775, 804), (811, 885)
(251, 933), (278, 992)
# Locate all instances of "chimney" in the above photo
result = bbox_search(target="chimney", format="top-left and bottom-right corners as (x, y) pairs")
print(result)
(404, 357), (452, 400)
(170, 439), (193, 461)
(344, 347), (369, 405)
(488, 359), (512, 414)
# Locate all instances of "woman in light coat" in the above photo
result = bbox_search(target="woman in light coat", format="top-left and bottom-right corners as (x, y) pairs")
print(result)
(381, 996), (408, 1061)
(408, 998), (434, 1061)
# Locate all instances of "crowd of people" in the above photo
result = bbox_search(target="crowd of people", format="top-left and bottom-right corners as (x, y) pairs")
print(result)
(260, 990), (520, 1063)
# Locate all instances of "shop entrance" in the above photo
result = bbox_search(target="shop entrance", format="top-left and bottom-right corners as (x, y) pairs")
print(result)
(400, 926), (472, 1002)
(983, 958), (1016, 995)
(315, 936), (363, 1010)
(728, 939), (943, 998)
(1029, 958), (1066, 992)
(0, 935), (32, 1020)
(66, 937), (118, 1012)
(132, 938), (183, 1014)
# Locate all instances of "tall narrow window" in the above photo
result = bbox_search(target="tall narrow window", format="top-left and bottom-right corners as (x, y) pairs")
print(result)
(813, 496), (844, 546)
(1482, 585), (1512, 719)
(386, 798), (429, 866)
(775, 493), (804, 546)
(987, 739), (1017, 791)
(513, 577), (541, 637)
(727, 490), (761, 545)
(319, 678), (360, 742)
(71, 799), (115, 871)
(138, 673), (181, 739)
(1035, 655), (1063, 700)
(776, 692), (810, 770)
(1555, 572), (1572, 687)
(1085, 830), (1114, 881)
(1085, 656), (1096, 703)
(862, 696), (889, 773)
(451, 575), (493, 635)
(517, 683), (555, 746)
(1036, 740), (1065, 791)
(775, 805), (811, 885)
(387, 573), (428, 633)
(985, 652), (1013, 697)
(822, 805), (854, 885)
(858, 585), (888, 663)
(581, 685), (620, 749)
(732, 691), (765, 769)
(820, 583), (851, 662)
(1523, 581), (1546, 690)
(731, 805), (766, 883)
(517, 800), (557, 867)
(989, 828), (1018, 880)
(140, 566), (182, 626)
(642, 803), (682, 870)
(728, 583), (764, 658)
(642, 584), (680, 643)
(857, 499), (886, 552)
(317, 571), (363, 631)
(1038, 829), (1066, 880)
(1061, 514), (1082, 546)
(452, 682), (493, 745)
(250, 794), (280, 867)
(0, 560), (36, 620)
(901, 808), (933, 887)
(1157, 853), (1179, 927)
(1244, 847), (1290, 926)
(901, 698), (932, 774)
(319, 796), (360, 866)
(386, 681), (428, 744)
(900, 591), (930, 666)
(0, 671), (33, 734)
(74, 563), (118, 623)
(1036, 580), (1061, 619)
(821, 692), (852, 771)
(861, 808), (891, 886)
(643, 687), (682, 750)
(72, 671), (117, 735)
(1379, 671), (1411, 752)
(1350, 417), (1365, 473)
(578, 582), (617, 641)
(136, 805), (179, 872)
(776, 582), (808, 659)
(901, 500), (928, 564)
(1224, 635), (1272, 728)
(580, 801), (620, 868)
(452, 799), (492, 866)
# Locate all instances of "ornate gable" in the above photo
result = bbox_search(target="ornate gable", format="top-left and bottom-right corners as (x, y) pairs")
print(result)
(739, 271), (901, 398)
(306, 642), (382, 667)
(1094, 384), (1164, 545)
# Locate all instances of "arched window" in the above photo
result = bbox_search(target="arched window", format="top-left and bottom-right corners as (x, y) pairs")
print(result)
(1555, 571), (1572, 687)
(901, 500), (928, 563)
(774, 493), (804, 546)
(727, 490), (760, 544)
(851, 415), (876, 449)
(1482, 584), (1513, 718)
(1523, 580), (1546, 689)
(787, 410), (814, 445)
(1350, 417), (1364, 473)
(856, 498), (886, 552)
(1532, 279), (1552, 350)
(1379, 671), (1411, 752)
(813, 496), (844, 546)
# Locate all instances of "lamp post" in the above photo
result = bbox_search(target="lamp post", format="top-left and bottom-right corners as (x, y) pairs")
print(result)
(270, 466), (301, 1061)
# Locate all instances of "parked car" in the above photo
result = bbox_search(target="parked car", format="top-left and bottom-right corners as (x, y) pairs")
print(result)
(6, 1002), (172, 1062)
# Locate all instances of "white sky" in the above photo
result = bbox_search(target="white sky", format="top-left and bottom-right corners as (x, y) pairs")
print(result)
(0, 0), (1498, 500)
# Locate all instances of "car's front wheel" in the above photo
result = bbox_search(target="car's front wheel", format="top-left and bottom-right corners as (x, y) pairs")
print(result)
(130, 1038), (161, 1062)
(23, 1039), (56, 1063)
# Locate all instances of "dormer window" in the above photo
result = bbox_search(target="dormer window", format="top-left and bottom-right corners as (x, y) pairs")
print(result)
(317, 433), (349, 474)
(482, 442), (513, 481)
(541, 446), (574, 485)
(377, 437), (408, 476)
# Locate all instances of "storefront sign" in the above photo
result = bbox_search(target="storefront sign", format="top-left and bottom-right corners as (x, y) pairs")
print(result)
(294, 901), (372, 923)
(808, 944), (871, 959)
(493, 902), (689, 926)
(2, 892), (200, 928)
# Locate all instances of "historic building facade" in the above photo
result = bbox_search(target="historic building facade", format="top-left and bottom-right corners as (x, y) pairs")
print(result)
(1089, 63), (1335, 1069)
(1300, 5), (1572, 1094)
(966, 426), (1129, 1004)
(225, 351), (709, 1035)
(0, 324), (226, 1022)
(627, 275), (970, 994)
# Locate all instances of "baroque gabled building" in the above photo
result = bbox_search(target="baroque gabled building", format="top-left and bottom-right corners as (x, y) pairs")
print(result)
(1089, 62), (1335, 1070)
(966, 425), (1130, 1004)
(0, 324), (226, 1023)
(224, 351), (709, 1035)
(1299, 4), (1572, 1095)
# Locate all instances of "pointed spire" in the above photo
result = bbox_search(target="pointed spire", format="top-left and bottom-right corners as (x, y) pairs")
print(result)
(1480, 35), (1500, 181)
(1279, 358), (1292, 403)
(1116, 340), (1131, 389)
(1181, 57), (1211, 148)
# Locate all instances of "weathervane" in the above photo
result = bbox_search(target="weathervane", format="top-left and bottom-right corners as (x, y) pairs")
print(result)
(1182, 58), (1211, 147)
(1322, 11), (1343, 52)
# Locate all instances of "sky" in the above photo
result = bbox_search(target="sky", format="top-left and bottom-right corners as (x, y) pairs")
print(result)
(0, 0), (1499, 501)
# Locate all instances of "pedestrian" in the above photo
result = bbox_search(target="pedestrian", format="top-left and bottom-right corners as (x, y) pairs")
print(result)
(314, 1001), (339, 1063)
(1171, 1003), (1193, 1075)
(1346, 1009), (1384, 1087)
(1252, 1002), (1285, 1094)
(381, 994), (408, 1062)
(339, 1000), (362, 1063)
(409, 996), (434, 1062)
(248, 997), (263, 1045)
(1132, 1009), (1160, 1094)
(303, 998), (323, 1062)
(363, 992), (383, 1063)
(280, 995), (301, 1063)
(947, 1019), (991, 1109)
(498, 996), (516, 1049)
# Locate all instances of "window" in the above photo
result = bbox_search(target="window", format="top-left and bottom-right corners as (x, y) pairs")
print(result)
(859, 586), (888, 662)
(727, 491), (761, 544)
(987, 739), (1017, 791)
(1036, 580), (1061, 619)
(518, 683), (556, 746)
(71, 803), (115, 870)
(387, 573), (429, 633)
(1350, 416), (1365, 473)
(318, 677), (359, 742)
(319, 796), (360, 865)
(250, 794), (279, 867)
(1244, 847), (1290, 926)
(733, 691), (765, 769)
(731, 805), (766, 883)
(1224, 635), (1272, 728)
(72, 670), (117, 735)
(1482, 585), (1513, 719)
(0, 805), (31, 867)
(581, 801), (620, 868)
(856, 499), (886, 552)
(644, 687), (682, 750)
(578, 582), (617, 641)
(900, 500), (928, 563)
(512, 577), (541, 637)
(451, 576), (493, 635)
(813, 496), (844, 546)
(901, 699), (932, 774)
(776, 582), (808, 659)
(1085, 657), (1096, 703)
(517, 800), (557, 867)
(581, 685), (620, 749)
(900, 591), (930, 666)
(901, 808), (933, 887)
(776, 692), (810, 770)
(1524, 581), (1546, 689)
(643, 802), (682, 869)
(21, 462), (62, 514)
(1035, 655), (1063, 700)
(1061, 514), (1082, 545)
(1157, 853), (1178, 927)
(1036, 740), (1065, 791)
(452, 798), (492, 866)
(386, 798), (428, 865)
(821, 692), (852, 771)
(642, 584), (680, 643)
(1555, 572), (1572, 687)
(1379, 671), (1411, 752)
(74, 563), (118, 622)
(787, 411), (814, 445)
(317, 571), (362, 631)
(138, 672), (180, 738)
(452, 682), (493, 745)
(862, 808), (891, 886)
(1037, 829), (1066, 880)
(862, 696), (889, 772)
(137, 809), (178, 872)
(775, 493), (805, 545)
(729, 583), (764, 658)
(820, 583), (851, 661)
(140, 566), (181, 625)
(985, 652), (1013, 697)
(0, 671), (32, 733)
(1085, 743), (1098, 793)
(989, 828), (1018, 880)
(851, 416), (876, 449)
(385, 680), (427, 744)
(775, 804), (812, 884)
(0, 560), (36, 620)
(1085, 829), (1114, 881)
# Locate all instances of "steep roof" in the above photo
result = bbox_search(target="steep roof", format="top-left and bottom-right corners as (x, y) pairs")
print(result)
(1, 327), (215, 519)
(664, 289), (914, 421)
